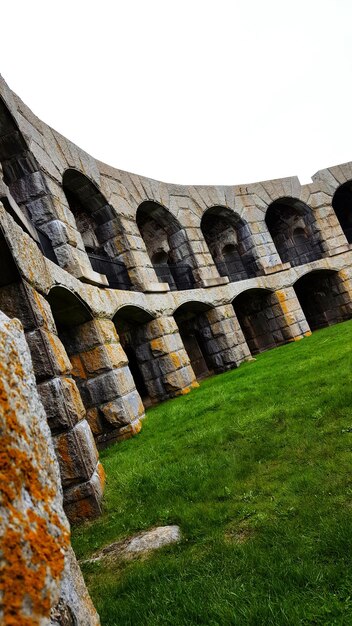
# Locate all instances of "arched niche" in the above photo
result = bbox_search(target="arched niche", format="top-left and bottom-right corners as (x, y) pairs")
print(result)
(201, 206), (258, 282)
(0, 97), (37, 209)
(62, 169), (131, 290)
(265, 197), (323, 266)
(173, 301), (214, 379)
(112, 305), (156, 403)
(47, 286), (93, 330)
(136, 200), (195, 290)
(0, 97), (55, 257)
(332, 180), (352, 244)
(293, 270), (352, 331)
(232, 288), (288, 355)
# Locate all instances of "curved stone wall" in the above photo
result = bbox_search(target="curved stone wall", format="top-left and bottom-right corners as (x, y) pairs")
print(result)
(1, 74), (352, 526)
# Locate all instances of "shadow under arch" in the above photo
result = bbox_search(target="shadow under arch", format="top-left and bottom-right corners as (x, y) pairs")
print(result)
(62, 168), (132, 290)
(0, 97), (57, 259)
(293, 269), (352, 331)
(265, 196), (324, 267)
(332, 180), (352, 244)
(173, 300), (215, 379)
(201, 206), (258, 282)
(112, 304), (156, 404)
(232, 287), (288, 355)
(136, 200), (195, 290)
(47, 285), (93, 328)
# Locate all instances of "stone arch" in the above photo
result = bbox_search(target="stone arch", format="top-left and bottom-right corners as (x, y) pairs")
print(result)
(293, 269), (352, 331)
(232, 288), (290, 355)
(332, 180), (352, 244)
(47, 286), (145, 448)
(62, 169), (132, 289)
(173, 301), (217, 379)
(201, 206), (258, 281)
(0, 97), (57, 260)
(47, 285), (93, 328)
(112, 305), (156, 404)
(265, 197), (324, 266)
(136, 200), (195, 290)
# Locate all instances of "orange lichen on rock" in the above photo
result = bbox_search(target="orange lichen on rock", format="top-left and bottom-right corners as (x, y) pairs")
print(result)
(0, 316), (70, 625)
(169, 352), (182, 369)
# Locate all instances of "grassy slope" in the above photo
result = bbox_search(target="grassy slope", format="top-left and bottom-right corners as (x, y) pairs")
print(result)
(73, 321), (352, 625)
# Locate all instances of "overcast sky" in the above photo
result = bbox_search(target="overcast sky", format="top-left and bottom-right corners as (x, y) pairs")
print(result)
(2, 1), (352, 186)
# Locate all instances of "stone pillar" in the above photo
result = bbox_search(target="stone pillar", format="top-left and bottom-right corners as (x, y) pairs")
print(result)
(238, 200), (289, 274)
(99, 214), (169, 292)
(0, 310), (99, 625)
(61, 318), (145, 448)
(200, 305), (251, 371)
(0, 280), (105, 523)
(308, 187), (350, 256)
(274, 287), (311, 339)
(337, 270), (352, 313)
(133, 316), (198, 402)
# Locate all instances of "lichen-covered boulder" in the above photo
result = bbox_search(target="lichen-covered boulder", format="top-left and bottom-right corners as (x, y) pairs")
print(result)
(0, 311), (99, 625)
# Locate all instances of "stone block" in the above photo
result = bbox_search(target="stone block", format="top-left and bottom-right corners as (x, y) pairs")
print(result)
(206, 305), (234, 324)
(26, 328), (72, 380)
(163, 366), (195, 392)
(135, 342), (153, 362)
(54, 419), (99, 487)
(0, 281), (56, 332)
(63, 463), (105, 523)
(26, 194), (65, 225)
(38, 376), (85, 433)
(144, 316), (179, 340)
(80, 342), (128, 377)
(209, 318), (237, 337)
(9, 170), (47, 204)
(41, 219), (82, 248)
(81, 366), (136, 407)
(113, 417), (143, 442)
(139, 359), (160, 381)
(145, 376), (168, 401)
(150, 334), (183, 356)
(64, 319), (119, 353)
(100, 390), (145, 427)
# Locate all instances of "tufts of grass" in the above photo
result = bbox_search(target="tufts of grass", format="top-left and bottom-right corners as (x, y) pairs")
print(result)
(72, 320), (352, 625)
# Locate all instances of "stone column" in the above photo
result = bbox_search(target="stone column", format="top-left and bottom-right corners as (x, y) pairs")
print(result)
(98, 214), (169, 292)
(133, 316), (198, 402)
(274, 287), (311, 339)
(201, 305), (251, 371)
(61, 318), (145, 448)
(238, 196), (291, 274)
(0, 310), (99, 626)
(308, 187), (350, 256)
(0, 280), (105, 523)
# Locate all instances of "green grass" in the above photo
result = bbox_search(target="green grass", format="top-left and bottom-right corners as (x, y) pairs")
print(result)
(72, 321), (352, 625)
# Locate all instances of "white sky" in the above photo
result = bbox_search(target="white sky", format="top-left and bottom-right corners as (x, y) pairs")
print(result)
(2, 0), (352, 186)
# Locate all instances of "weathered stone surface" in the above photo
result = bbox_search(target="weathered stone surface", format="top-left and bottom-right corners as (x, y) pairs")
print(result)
(80, 367), (136, 407)
(63, 463), (105, 522)
(25, 328), (72, 380)
(54, 420), (99, 487)
(38, 376), (86, 433)
(87, 525), (181, 563)
(100, 390), (145, 427)
(0, 311), (99, 625)
(50, 547), (100, 626)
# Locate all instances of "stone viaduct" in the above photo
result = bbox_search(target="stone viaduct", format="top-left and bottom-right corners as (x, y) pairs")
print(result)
(1, 72), (352, 534)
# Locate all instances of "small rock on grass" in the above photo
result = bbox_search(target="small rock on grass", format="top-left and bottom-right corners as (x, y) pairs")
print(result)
(84, 525), (181, 564)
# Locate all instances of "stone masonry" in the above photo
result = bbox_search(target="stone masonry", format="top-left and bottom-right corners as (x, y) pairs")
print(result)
(2, 73), (352, 620)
